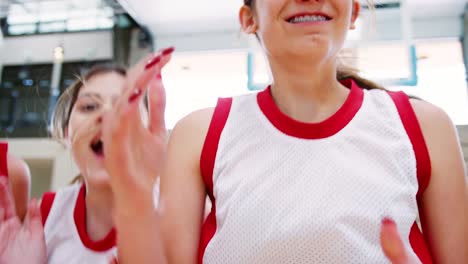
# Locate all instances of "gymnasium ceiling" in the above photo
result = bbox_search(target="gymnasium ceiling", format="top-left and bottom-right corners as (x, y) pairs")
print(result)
(0, 0), (466, 35)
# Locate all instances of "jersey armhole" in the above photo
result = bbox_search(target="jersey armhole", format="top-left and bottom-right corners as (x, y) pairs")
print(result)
(387, 91), (432, 200)
(41, 192), (56, 226)
(198, 97), (232, 264)
(388, 92), (434, 263)
(199, 97), (233, 197)
(0, 143), (8, 178)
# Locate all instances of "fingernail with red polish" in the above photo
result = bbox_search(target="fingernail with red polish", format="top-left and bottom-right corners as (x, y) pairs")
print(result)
(382, 217), (396, 226)
(161, 47), (175, 55)
(128, 89), (142, 103)
(145, 55), (161, 70)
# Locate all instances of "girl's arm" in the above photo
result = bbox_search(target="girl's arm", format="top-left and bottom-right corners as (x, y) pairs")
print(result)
(159, 109), (213, 263)
(411, 99), (468, 263)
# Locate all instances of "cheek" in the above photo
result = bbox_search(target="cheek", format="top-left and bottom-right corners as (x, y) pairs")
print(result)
(338, 1), (354, 24)
(67, 111), (91, 143)
(67, 113), (80, 138)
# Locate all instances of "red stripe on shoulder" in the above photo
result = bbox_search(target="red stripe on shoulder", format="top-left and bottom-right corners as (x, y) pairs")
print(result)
(41, 192), (56, 226)
(387, 91), (431, 199)
(409, 222), (433, 263)
(0, 142), (8, 178)
(388, 92), (433, 262)
(200, 97), (233, 196)
(198, 97), (233, 264)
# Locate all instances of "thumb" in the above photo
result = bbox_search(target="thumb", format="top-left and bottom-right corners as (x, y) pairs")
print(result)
(380, 218), (412, 264)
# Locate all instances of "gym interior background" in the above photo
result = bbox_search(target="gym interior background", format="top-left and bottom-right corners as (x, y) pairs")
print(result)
(0, 0), (467, 198)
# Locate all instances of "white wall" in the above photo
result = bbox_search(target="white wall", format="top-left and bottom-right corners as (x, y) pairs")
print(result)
(372, 16), (463, 41)
(0, 31), (113, 66)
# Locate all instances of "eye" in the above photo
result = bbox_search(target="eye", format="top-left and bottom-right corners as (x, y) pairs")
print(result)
(79, 102), (100, 113)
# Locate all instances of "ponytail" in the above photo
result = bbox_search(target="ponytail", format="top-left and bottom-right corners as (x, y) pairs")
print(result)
(337, 63), (421, 100)
(69, 174), (83, 185)
(337, 63), (385, 91)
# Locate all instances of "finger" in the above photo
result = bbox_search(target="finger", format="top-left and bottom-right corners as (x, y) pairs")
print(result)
(148, 75), (166, 135)
(125, 47), (174, 106)
(102, 111), (131, 172)
(102, 111), (137, 192)
(70, 115), (102, 177)
(24, 198), (35, 226)
(70, 115), (101, 148)
(108, 257), (119, 264)
(135, 47), (173, 90)
(0, 177), (17, 221)
(127, 48), (173, 80)
(120, 93), (146, 137)
(124, 53), (157, 93)
(110, 52), (157, 120)
(123, 49), (173, 134)
(25, 198), (43, 233)
(380, 218), (410, 264)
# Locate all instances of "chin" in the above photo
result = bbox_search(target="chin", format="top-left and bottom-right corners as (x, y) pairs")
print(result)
(294, 40), (336, 61)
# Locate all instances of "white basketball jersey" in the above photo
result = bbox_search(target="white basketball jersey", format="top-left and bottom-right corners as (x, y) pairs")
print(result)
(42, 184), (117, 264)
(199, 79), (432, 263)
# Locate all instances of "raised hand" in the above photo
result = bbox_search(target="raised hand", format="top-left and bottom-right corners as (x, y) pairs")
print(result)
(381, 218), (421, 264)
(0, 177), (46, 264)
(102, 49), (174, 264)
(103, 47), (174, 206)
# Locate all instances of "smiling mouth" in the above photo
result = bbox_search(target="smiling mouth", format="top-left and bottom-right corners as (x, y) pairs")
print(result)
(287, 14), (331, 24)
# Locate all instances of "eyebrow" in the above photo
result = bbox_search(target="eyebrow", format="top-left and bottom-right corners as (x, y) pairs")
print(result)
(77, 92), (121, 105)
(77, 92), (102, 100)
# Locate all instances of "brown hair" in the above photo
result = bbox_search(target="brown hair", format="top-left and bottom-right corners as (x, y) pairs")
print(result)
(50, 64), (127, 183)
(243, 0), (385, 90)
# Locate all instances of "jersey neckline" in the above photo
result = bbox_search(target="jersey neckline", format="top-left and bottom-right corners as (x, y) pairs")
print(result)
(74, 184), (116, 252)
(256, 78), (364, 139)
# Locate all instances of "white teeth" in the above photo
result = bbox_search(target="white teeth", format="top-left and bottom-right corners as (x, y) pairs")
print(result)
(290, 15), (327, 23)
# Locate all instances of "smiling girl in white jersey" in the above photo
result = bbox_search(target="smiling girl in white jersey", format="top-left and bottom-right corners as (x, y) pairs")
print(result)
(102, 0), (467, 263)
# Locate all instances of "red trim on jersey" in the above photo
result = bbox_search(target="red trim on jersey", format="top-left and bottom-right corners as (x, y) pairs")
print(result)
(198, 97), (233, 264)
(388, 91), (433, 263)
(0, 143), (8, 178)
(409, 222), (433, 263)
(74, 184), (116, 252)
(257, 79), (364, 139)
(387, 92), (431, 199)
(41, 192), (56, 226)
